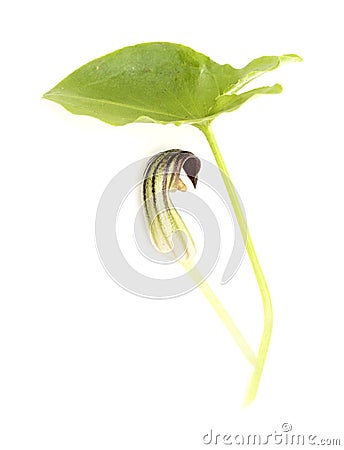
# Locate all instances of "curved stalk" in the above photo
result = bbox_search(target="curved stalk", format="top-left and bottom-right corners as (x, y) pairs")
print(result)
(196, 121), (273, 406)
(183, 260), (256, 366)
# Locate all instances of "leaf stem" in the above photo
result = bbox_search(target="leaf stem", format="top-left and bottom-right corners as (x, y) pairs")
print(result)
(196, 121), (273, 406)
(182, 260), (257, 366)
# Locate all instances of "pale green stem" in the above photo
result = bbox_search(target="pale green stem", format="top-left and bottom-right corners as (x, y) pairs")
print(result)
(196, 121), (273, 406)
(182, 260), (256, 366)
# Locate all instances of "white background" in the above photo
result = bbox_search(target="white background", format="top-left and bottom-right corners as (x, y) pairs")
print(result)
(1, 1), (344, 449)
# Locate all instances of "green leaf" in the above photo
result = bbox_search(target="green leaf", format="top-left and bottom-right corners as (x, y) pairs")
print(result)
(43, 42), (301, 126)
(209, 84), (283, 117)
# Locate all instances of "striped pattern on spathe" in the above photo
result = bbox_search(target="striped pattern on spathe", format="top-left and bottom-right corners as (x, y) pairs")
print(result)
(142, 149), (201, 262)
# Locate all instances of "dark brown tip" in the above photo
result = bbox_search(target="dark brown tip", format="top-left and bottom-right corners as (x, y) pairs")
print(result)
(183, 156), (201, 189)
(188, 175), (198, 188)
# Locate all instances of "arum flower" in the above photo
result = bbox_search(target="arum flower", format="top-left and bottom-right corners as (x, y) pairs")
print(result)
(142, 149), (256, 366)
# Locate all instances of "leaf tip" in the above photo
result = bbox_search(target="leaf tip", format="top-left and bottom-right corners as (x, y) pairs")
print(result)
(280, 54), (303, 64)
(42, 89), (57, 102)
(272, 83), (283, 94)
